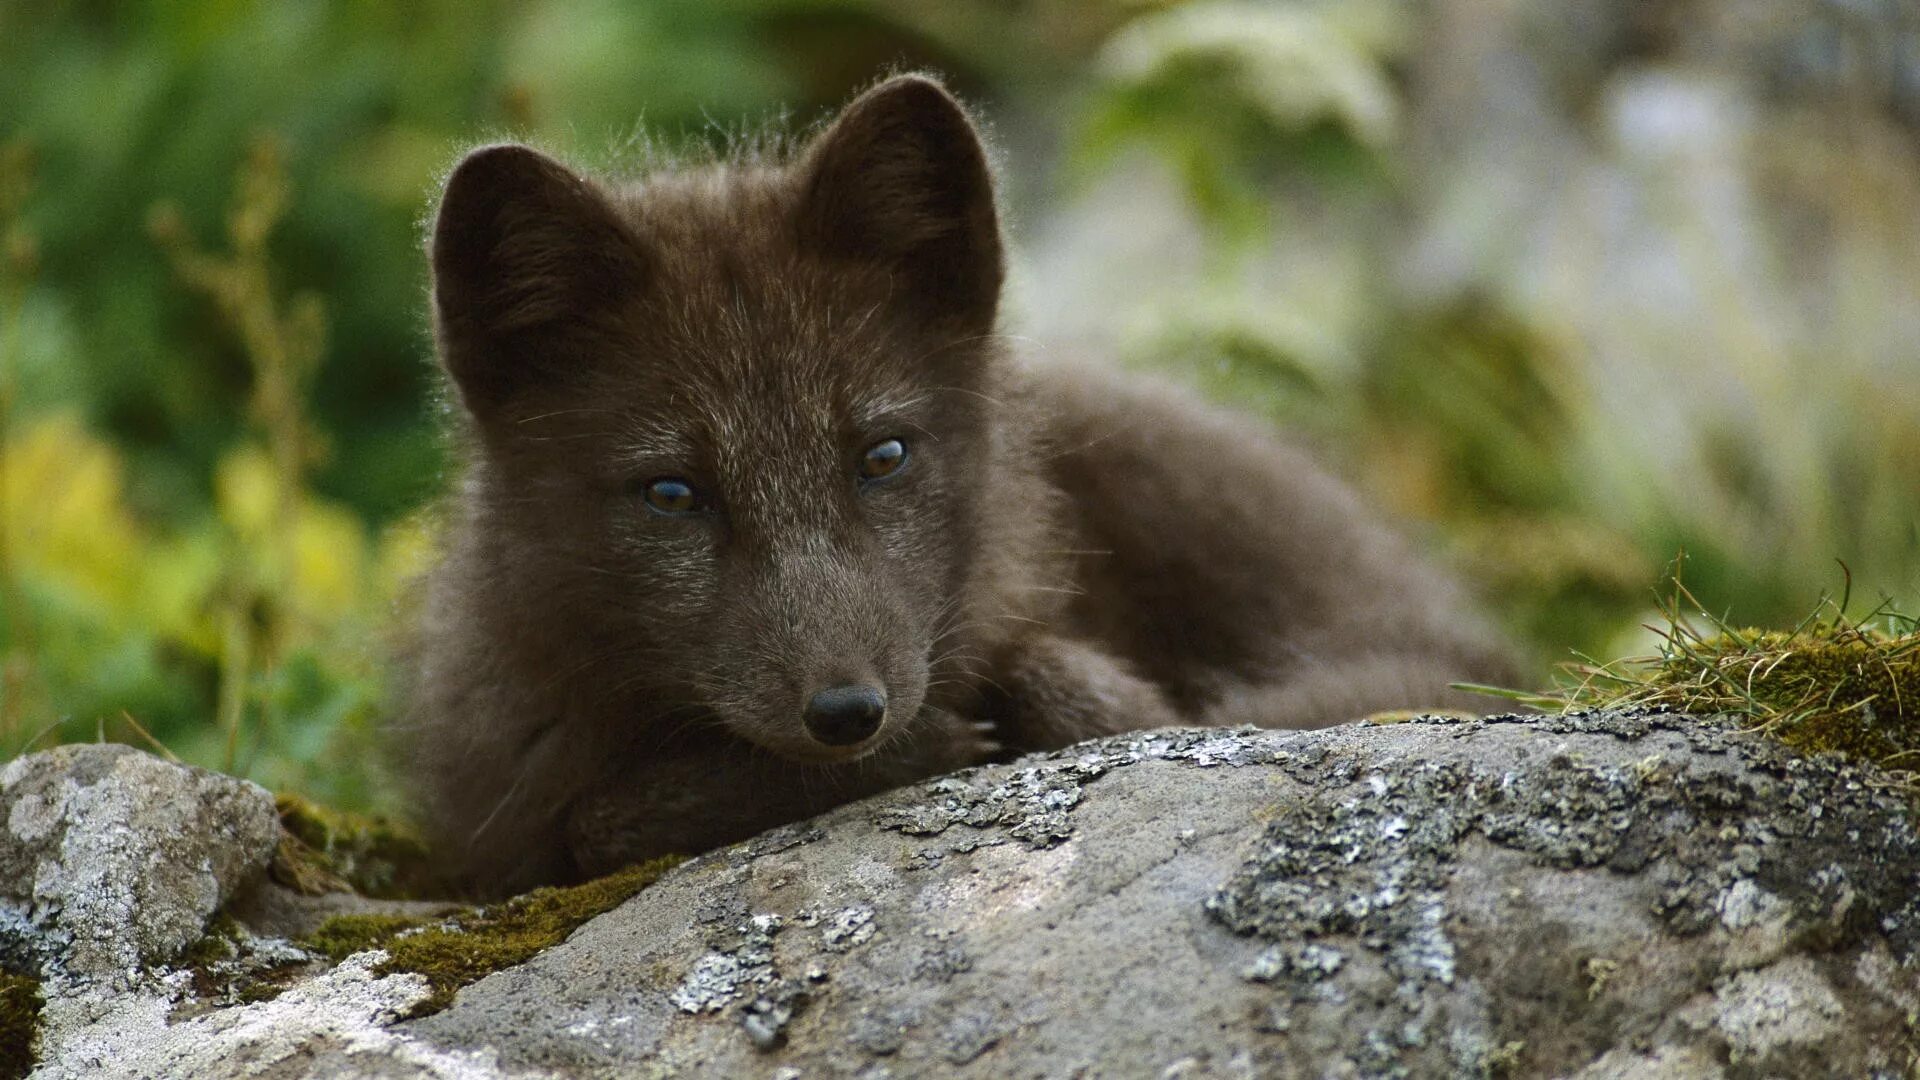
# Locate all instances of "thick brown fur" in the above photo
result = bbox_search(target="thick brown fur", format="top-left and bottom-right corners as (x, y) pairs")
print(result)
(404, 74), (1518, 896)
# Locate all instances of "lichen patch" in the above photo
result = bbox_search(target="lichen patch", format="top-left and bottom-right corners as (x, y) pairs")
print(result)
(26, 952), (523, 1080)
(1697, 957), (1845, 1064)
(813, 905), (876, 952)
(1208, 710), (1920, 1074)
(875, 727), (1293, 856)
(670, 913), (783, 1015)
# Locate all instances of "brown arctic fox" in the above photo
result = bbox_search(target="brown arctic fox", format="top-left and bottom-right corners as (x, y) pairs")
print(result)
(406, 74), (1517, 895)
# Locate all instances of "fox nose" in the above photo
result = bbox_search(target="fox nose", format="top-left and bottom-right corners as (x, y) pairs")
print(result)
(803, 684), (887, 746)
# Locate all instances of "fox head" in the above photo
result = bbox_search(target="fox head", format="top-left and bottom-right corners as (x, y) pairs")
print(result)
(428, 75), (1006, 764)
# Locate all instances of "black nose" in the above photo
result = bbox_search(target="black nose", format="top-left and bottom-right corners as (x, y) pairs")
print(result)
(803, 684), (887, 746)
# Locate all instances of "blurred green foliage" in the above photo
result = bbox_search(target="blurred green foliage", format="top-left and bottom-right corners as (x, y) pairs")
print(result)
(2, 0), (1915, 815)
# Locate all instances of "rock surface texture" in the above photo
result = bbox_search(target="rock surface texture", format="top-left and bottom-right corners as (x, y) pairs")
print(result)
(1, 744), (280, 983)
(12, 712), (1920, 1078)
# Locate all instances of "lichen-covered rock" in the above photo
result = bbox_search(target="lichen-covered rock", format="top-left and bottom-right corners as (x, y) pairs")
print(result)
(27, 952), (504, 1080)
(0, 744), (281, 982)
(405, 713), (1920, 1078)
(19, 713), (1920, 1078)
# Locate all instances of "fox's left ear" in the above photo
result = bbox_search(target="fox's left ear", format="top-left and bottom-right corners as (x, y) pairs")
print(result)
(797, 74), (1003, 333)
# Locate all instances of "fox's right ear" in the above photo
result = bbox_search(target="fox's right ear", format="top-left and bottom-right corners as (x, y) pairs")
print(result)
(430, 144), (646, 420)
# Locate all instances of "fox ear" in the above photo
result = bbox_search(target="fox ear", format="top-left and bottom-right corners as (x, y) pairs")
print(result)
(430, 144), (646, 419)
(797, 75), (1003, 333)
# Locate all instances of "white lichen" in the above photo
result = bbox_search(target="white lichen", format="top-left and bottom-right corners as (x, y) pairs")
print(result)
(1702, 957), (1844, 1063)
(32, 953), (537, 1079)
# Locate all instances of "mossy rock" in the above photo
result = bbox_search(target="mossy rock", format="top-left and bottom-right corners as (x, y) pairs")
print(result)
(1510, 598), (1920, 778)
(302, 857), (681, 1017)
(0, 973), (40, 1080)
(273, 793), (438, 899)
(1617, 623), (1920, 772)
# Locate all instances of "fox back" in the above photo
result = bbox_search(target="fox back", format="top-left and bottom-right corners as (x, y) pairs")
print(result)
(406, 75), (1517, 895)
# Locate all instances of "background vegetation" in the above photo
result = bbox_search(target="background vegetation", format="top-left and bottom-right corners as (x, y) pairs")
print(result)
(2, 0), (1915, 815)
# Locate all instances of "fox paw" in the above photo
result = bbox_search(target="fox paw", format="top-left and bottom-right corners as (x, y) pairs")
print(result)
(960, 718), (1008, 763)
(967, 718), (1013, 760)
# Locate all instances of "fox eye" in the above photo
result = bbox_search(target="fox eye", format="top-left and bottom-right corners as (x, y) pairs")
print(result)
(641, 477), (698, 514)
(859, 438), (908, 481)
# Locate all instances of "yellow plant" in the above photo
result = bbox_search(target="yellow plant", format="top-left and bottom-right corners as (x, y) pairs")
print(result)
(0, 415), (146, 621)
(214, 446), (369, 634)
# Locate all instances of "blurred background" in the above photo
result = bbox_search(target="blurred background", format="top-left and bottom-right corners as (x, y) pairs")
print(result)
(1, 0), (1916, 815)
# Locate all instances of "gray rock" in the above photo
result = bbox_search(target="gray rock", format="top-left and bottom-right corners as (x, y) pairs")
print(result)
(402, 713), (1920, 1078)
(1, 743), (281, 982)
(21, 713), (1920, 1078)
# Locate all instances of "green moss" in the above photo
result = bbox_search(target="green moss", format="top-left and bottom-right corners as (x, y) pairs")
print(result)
(1482, 576), (1920, 776)
(179, 912), (245, 968)
(1717, 631), (1919, 764)
(1572, 622), (1918, 772)
(0, 973), (41, 1080)
(300, 857), (682, 1017)
(303, 913), (426, 963)
(273, 793), (437, 899)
